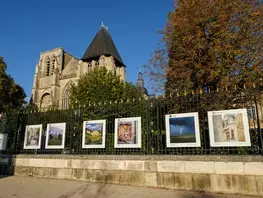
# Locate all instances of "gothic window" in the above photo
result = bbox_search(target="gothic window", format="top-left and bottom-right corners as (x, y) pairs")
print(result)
(51, 59), (55, 75)
(46, 61), (50, 76)
(62, 81), (72, 109)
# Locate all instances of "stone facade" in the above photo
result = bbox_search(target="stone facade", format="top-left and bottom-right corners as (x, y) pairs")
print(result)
(32, 26), (126, 110)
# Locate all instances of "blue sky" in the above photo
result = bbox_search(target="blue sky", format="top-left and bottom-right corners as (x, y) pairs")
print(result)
(0, 0), (173, 100)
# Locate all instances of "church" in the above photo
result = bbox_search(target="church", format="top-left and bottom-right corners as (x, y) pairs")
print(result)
(31, 24), (148, 110)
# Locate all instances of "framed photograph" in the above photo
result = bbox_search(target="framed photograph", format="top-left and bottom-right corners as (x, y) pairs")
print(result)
(114, 117), (141, 148)
(165, 112), (201, 147)
(23, 124), (43, 149)
(0, 133), (8, 150)
(82, 120), (106, 148)
(45, 123), (66, 149)
(208, 109), (251, 147)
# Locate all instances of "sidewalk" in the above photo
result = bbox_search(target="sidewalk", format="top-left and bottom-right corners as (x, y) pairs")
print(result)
(0, 176), (257, 198)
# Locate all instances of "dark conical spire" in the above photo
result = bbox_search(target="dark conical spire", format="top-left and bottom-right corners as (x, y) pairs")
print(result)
(81, 25), (125, 66)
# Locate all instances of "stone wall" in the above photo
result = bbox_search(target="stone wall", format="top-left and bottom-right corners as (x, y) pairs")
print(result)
(5, 155), (263, 196)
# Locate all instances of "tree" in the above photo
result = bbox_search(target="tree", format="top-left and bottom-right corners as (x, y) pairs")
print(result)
(146, 0), (263, 94)
(24, 95), (38, 112)
(70, 67), (143, 107)
(0, 57), (26, 112)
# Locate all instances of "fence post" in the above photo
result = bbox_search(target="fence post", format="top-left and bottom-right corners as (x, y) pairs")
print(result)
(254, 95), (263, 154)
(13, 111), (21, 154)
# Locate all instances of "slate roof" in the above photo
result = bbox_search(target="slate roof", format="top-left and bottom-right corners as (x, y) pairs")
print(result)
(81, 25), (125, 66)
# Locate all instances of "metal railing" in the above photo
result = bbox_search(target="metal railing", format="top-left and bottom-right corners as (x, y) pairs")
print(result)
(1, 88), (263, 155)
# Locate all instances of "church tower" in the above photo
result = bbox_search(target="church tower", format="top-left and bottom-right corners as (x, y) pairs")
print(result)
(32, 24), (126, 110)
(136, 72), (149, 97)
(78, 24), (126, 82)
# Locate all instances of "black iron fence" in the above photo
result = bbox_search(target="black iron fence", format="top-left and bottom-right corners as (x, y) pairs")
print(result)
(0, 88), (263, 155)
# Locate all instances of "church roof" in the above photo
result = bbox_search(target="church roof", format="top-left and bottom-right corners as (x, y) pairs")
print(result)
(81, 25), (125, 66)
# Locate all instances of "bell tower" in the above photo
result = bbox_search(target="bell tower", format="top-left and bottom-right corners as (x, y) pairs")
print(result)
(79, 24), (126, 82)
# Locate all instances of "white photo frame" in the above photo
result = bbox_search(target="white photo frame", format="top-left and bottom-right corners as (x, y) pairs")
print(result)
(82, 120), (106, 148)
(165, 112), (201, 147)
(23, 124), (43, 149)
(208, 109), (251, 147)
(45, 123), (66, 149)
(0, 133), (8, 150)
(114, 117), (141, 148)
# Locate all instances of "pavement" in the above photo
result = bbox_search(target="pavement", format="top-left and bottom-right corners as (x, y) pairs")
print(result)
(0, 176), (258, 198)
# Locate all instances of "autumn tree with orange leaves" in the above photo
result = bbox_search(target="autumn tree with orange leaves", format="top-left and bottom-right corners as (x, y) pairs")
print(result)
(146, 0), (263, 95)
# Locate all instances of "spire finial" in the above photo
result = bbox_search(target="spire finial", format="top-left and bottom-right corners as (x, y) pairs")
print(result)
(101, 22), (108, 30)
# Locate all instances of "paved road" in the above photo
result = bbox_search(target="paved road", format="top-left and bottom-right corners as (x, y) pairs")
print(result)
(0, 176), (257, 198)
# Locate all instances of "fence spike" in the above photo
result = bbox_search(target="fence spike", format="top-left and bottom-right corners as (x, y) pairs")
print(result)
(253, 83), (256, 88)
(192, 90), (194, 95)
(244, 83), (246, 89)
(234, 85), (237, 90)
(170, 93), (172, 98)
(225, 86), (228, 92)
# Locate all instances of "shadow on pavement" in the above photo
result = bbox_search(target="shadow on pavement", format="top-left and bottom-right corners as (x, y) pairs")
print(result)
(0, 154), (14, 179)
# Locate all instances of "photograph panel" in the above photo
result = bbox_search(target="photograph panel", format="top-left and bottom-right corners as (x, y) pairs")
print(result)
(45, 123), (66, 149)
(82, 120), (106, 148)
(208, 109), (250, 147)
(23, 124), (43, 149)
(165, 113), (200, 147)
(114, 117), (141, 148)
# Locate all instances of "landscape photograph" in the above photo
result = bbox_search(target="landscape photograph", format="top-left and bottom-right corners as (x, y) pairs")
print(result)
(46, 123), (66, 149)
(82, 120), (106, 148)
(165, 113), (201, 147)
(24, 125), (42, 149)
(169, 117), (196, 143)
(208, 109), (251, 147)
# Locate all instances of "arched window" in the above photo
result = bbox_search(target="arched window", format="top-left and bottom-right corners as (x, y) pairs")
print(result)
(46, 61), (50, 76)
(62, 81), (72, 109)
(51, 59), (55, 75)
(88, 62), (92, 73)
(41, 93), (52, 109)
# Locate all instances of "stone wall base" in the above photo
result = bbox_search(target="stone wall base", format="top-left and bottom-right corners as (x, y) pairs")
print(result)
(4, 155), (263, 196)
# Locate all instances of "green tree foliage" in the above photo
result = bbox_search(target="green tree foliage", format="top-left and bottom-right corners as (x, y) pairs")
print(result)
(24, 95), (38, 112)
(146, 0), (263, 94)
(70, 67), (143, 107)
(0, 57), (26, 112)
